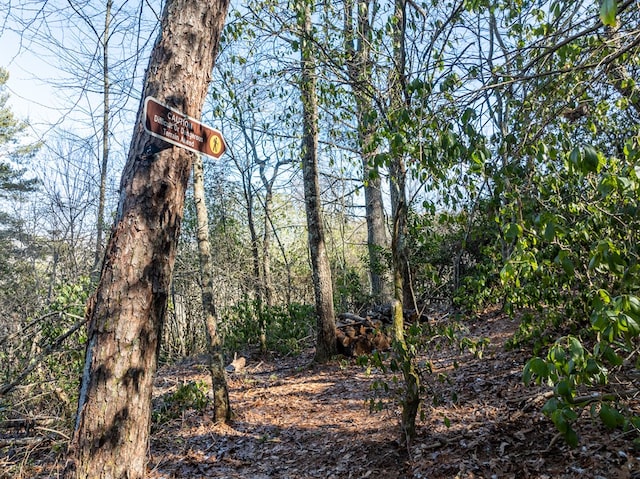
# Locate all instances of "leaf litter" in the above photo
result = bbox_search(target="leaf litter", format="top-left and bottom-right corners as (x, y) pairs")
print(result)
(3, 310), (639, 478)
(147, 311), (640, 478)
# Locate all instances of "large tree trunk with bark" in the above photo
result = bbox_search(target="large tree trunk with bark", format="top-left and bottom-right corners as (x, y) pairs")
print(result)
(63, 1), (229, 478)
(299, 0), (337, 362)
(193, 155), (231, 424)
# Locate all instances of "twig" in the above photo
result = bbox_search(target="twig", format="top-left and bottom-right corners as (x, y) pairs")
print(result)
(34, 426), (70, 440)
(0, 316), (89, 396)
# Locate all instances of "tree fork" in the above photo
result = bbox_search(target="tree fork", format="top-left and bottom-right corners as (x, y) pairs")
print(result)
(63, 1), (229, 478)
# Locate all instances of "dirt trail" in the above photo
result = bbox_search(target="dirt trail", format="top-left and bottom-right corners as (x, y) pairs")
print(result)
(5, 312), (638, 478)
(149, 313), (639, 478)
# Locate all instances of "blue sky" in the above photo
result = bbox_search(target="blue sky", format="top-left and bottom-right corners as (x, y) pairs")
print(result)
(0, 28), (60, 131)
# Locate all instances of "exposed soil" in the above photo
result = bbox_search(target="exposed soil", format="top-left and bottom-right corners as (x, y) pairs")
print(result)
(3, 310), (639, 478)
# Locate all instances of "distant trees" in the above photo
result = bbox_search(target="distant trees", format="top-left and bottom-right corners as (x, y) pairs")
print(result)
(0, 66), (40, 326)
(2, 0), (160, 281)
(0, 68), (38, 193)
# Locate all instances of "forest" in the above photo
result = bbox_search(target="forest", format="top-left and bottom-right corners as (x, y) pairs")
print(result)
(0, 0), (639, 477)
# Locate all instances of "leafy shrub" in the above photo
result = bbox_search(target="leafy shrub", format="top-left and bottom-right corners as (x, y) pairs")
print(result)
(516, 140), (640, 445)
(153, 380), (210, 425)
(220, 301), (315, 356)
(360, 319), (489, 422)
(1, 276), (90, 422)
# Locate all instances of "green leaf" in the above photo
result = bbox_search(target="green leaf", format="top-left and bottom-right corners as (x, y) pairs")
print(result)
(568, 337), (584, 359)
(561, 256), (574, 276)
(504, 222), (522, 241)
(627, 295), (640, 317)
(524, 357), (549, 384)
(569, 146), (580, 166)
(556, 379), (572, 399)
(542, 397), (559, 416)
(551, 409), (568, 433)
(564, 428), (579, 447)
(600, 0), (618, 26)
(602, 345), (623, 366)
(582, 146), (600, 173)
(461, 108), (475, 124)
(599, 403), (624, 429)
(544, 221), (555, 242)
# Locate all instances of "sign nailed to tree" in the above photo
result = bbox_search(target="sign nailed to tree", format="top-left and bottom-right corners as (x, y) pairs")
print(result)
(144, 96), (226, 159)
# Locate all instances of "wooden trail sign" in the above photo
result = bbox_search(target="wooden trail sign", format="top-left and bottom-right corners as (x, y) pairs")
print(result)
(144, 96), (226, 158)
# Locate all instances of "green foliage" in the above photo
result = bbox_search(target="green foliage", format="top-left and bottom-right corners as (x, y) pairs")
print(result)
(0, 276), (90, 426)
(599, 0), (618, 27)
(0, 67), (40, 169)
(360, 320), (488, 419)
(335, 266), (367, 311)
(153, 380), (210, 425)
(524, 332), (638, 446)
(220, 301), (315, 356)
(507, 138), (640, 444)
(42, 277), (90, 397)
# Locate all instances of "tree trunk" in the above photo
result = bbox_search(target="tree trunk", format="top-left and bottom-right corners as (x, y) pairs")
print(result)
(388, 0), (415, 312)
(388, 0), (420, 445)
(299, 0), (337, 362)
(63, 1), (229, 477)
(193, 154), (231, 423)
(260, 167), (276, 308)
(246, 182), (267, 352)
(92, 0), (111, 282)
(344, 0), (390, 303)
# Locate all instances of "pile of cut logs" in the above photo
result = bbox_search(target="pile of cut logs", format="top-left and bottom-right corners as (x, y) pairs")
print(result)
(335, 309), (392, 357)
(335, 305), (431, 357)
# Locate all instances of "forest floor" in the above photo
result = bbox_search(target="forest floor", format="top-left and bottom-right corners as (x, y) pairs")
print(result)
(3, 308), (640, 478)
(147, 309), (639, 479)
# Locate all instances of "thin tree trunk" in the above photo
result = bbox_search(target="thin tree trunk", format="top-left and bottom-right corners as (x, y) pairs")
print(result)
(93, 0), (111, 281)
(231, 117), (266, 351)
(193, 154), (231, 424)
(63, 1), (229, 477)
(364, 155), (389, 300)
(388, 0), (420, 445)
(260, 169), (275, 308)
(344, 0), (390, 302)
(245, 183), (266, 352)
(299, 0), (337, 362)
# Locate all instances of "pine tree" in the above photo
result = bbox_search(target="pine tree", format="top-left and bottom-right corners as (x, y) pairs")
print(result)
(0, 68), (38, 199)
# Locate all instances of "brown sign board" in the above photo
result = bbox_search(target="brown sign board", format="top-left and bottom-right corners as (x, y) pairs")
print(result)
(144, 96), (226, 159)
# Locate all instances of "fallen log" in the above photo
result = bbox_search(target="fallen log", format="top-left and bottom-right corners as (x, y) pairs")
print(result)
(336, 313), (391, 357)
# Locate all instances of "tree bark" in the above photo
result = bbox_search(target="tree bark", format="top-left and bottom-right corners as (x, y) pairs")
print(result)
(344, 0), (390, 303)
(63, 1), (229, 477)
(299, 0), (337, 362)
(193, 154), (231, 424)
(388, 0), (420, 445)
(92, 0), (111, 281)
(388, 0), (415, 312)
